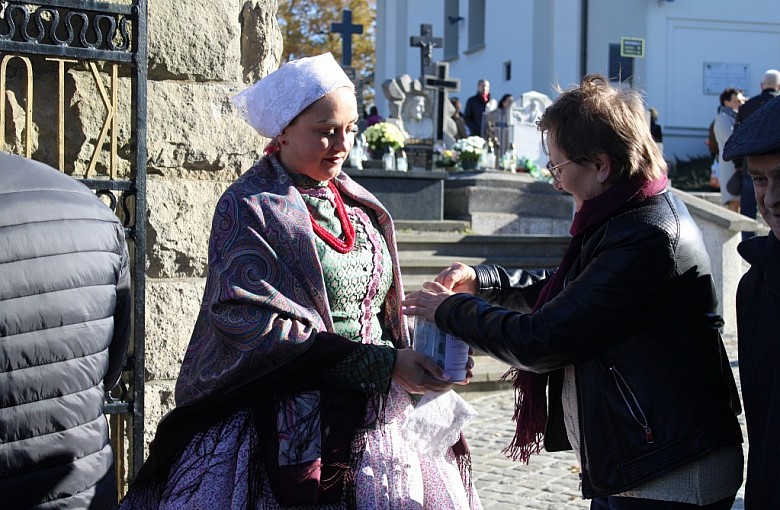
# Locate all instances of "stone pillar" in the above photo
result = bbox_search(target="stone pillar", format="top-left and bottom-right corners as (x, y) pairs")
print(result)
(140, 0), (282, 456)
(669, 189), (758, 345)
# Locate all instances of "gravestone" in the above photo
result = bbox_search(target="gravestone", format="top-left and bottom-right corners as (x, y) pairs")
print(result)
(405, 143), (434, 171)
(352, 25), (449, 219)
(381, 74), (436, 169)
(510, 91), (552, 168)
(483, 91), (552, 166)
(344, 168), (448, 220)
(444, 171), (574, 235)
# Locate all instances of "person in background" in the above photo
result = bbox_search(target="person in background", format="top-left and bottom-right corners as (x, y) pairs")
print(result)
(498, 94), (514, 110)
(734, 69), (780, 239)
(403, 75), (743, 510)
(120, 53), (481, 510)
(0, 153), (131, 510)
(649, 107), (663, 143)
(722, 94), (780, 510)
(713, 87), (745, 211)
(707, 119), (721, 189)
(451, 97), (468, 139)
(464, 79), (491, 138)
(365, 105), (384, 127)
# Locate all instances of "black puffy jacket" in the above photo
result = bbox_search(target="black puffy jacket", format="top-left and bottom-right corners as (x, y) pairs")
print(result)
(736, 232), (780, 509)
(0, 153), (131, 509)
(435, 191), (742, 498)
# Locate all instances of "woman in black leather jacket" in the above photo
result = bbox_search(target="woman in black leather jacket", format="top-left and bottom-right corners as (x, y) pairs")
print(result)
(403, 75), (743, 509)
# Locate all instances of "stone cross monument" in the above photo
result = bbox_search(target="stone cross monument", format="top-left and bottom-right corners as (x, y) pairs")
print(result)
(330, 8), (363, 68)
(423, 61), (460, 144)
(410, 24), (442, 79)
(330, 8), (364, 125)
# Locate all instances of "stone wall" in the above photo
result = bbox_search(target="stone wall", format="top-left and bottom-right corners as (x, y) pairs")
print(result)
(140, 0), (281, 458)
(2, 0), (281, 486)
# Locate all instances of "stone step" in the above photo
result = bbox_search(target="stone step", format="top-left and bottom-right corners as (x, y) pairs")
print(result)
(397, 232), (570, 258)
(397, 232), (567, 289)
(465, 352), (514, 391)
(401, 257), (559, 291)
(400, 254), (561, 269)
(394, 219), (470, 233)
(393, 227), (565, 389)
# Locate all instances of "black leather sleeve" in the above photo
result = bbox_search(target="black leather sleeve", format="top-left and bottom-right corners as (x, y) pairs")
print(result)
(436, 224), (677, 373)
(474, 264), (553, 312)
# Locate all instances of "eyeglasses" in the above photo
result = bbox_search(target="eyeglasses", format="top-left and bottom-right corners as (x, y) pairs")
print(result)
(546, 159), (574, 182)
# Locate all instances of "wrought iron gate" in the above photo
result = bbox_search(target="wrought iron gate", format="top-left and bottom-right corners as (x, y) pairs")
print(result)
(0, 0), (148, 489)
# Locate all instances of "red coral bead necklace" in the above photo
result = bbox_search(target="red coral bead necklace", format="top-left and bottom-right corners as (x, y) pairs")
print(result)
(309, 181), (356, 254)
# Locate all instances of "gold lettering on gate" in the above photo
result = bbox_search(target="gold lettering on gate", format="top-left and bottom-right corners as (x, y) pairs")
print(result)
(0, 56), (119, 177)
(87, 62), (119, 179)
(0, 55), (33, 158)
(45, 57), (78, 171)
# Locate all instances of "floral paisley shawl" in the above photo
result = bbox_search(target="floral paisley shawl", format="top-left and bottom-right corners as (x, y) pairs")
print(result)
(175, 153), (409, 407)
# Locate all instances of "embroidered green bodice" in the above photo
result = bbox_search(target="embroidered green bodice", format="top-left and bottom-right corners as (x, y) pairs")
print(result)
(292, 173), (397, 394)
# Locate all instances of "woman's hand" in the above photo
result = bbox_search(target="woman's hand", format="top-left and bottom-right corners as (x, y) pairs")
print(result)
(393, 348), (452, 394)
(402, 282), (456, 322)
(435, 262), (478, 294)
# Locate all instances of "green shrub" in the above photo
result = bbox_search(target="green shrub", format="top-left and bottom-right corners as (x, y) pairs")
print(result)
(668, 155), (714, 192)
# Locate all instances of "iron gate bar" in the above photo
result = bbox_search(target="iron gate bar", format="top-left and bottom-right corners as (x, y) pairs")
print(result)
(129, 0), (147, 475)
(0, 0), (148, 481)
(0, 0), (136, 62)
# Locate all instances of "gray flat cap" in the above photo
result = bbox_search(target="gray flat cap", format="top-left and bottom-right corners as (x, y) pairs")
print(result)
(723, 95), (780, 161)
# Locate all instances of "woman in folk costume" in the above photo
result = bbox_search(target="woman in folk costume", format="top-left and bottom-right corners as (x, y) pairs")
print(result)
(120, 53), (481, 510)
(403, 75), (743, 509)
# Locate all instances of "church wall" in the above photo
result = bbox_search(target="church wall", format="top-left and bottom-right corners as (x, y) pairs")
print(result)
(644, 0), (780, 161)
(585, 0), (648, 87)
(376, 0), (542, 117)
(376, 0), (780, 161)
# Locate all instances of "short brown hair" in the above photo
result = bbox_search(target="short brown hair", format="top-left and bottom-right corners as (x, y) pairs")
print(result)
(538, 75), (666, 182)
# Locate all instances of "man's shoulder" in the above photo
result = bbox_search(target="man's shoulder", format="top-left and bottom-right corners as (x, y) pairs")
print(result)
(739, 90), (779, 121)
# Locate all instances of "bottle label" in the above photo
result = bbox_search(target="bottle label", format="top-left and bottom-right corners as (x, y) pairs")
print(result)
(413, 317), (469, 382)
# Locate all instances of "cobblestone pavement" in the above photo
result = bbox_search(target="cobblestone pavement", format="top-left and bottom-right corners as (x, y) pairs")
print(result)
(457, 360), (748, 510)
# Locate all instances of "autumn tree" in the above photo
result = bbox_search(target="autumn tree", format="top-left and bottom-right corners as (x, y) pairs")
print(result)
(277, 0), (376, 103)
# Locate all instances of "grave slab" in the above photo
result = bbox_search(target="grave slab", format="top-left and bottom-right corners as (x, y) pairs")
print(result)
(343, 168), (448, 221)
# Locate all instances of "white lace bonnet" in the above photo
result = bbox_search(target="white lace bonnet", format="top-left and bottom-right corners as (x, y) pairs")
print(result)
(231, 52), (355, 139)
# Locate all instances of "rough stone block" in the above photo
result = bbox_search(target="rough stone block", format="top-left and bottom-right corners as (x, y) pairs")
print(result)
(145, 279), (206, 381)
(148, 0), (240, 81)
(239, 0), (284, 83)
(146, 176), (230, 278)
(148, 81), (264, 177)
(142, 380), (178, 456)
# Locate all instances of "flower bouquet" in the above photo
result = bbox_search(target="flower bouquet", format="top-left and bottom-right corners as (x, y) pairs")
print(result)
(363, 122), (406, 156)
(435, 148), (458, 169)
(452, 136), (486, 170)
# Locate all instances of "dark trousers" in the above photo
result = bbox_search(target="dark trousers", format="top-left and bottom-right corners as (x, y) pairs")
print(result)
(590, 494), (736, 510)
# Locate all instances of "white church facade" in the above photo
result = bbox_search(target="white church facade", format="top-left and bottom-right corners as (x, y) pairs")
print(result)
(374, 0), (780, 161)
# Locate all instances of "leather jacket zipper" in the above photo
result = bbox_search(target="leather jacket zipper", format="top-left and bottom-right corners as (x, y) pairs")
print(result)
(609, 366), (654, 444)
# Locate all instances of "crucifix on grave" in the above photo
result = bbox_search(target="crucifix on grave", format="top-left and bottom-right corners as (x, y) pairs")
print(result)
(423, 61), (460, 143)
(410, 24), (442, 79)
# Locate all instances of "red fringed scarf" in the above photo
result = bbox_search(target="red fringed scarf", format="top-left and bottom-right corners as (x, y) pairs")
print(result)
(502, 174), (668, 463)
